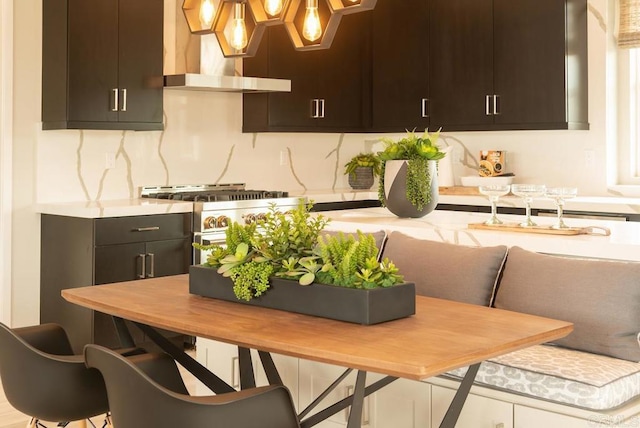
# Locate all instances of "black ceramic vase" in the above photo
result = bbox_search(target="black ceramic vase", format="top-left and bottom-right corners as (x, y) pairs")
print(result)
(348, 167), (375, 190)
(382, 160), (438, 218)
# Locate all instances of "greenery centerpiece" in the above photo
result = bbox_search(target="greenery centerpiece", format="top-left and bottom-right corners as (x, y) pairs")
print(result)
(190, 200), (416, 324)
(344, 152), (382, 190)
(377, 129), (446, 218)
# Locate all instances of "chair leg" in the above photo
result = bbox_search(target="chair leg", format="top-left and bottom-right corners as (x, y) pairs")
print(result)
(103, 414), (113, 428)
(25, 418), (36, 428)
(77, 419), (87, 428)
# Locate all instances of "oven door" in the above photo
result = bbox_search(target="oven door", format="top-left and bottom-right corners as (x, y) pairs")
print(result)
(192, 232), (226, 265)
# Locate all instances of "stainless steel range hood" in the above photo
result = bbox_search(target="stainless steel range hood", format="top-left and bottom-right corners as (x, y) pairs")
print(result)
(163, 32), (290, 93)
(164, 73), (290, 93)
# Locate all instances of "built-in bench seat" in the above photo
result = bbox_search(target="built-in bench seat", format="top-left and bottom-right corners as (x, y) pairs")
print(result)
(378, 230), (640, 422)
(446, 344), (640, 411)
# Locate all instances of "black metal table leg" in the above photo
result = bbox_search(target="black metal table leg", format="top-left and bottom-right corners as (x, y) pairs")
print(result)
(238, 347), (256, 389)
(258, 350), (284, 386)
(133, 322), (236, 394)
(111, 317), (136, 348)
(347, 371), (367, 428)
(439, 363), (481, 428)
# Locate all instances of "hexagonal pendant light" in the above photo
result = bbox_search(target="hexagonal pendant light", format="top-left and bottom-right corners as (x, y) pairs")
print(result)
(213, 1), (265, 57)
(246, 0), (292, 26)
(182, 0), (221, 34)
(327, 0), (376, 15)
(183, 0), (377, 57)
(283, 0), (343, 51)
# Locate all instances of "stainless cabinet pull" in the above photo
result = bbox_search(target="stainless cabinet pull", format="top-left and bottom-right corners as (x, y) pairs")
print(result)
(231, 356), (240, 389)
(112, 88), (119, 112)
(421, 98), (429, 118)
(138, 254), (146, 279)
(485, 95), (492, 116)
(310, 99), (318, 118)
(345, 386), (369, 425)
(121, 88), (127, 112)
(319, 99), (325, 118)
(493, 94), (500, 115)
(133, 226), (160, 232)
(147, 253), (155, 278)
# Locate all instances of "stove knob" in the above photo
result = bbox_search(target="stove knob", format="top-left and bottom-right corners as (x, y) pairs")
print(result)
(256, 213), (267, 222)
(244, 213), (256, 225)
(216, 216), (229, 228)
(204, 216), (217, 229)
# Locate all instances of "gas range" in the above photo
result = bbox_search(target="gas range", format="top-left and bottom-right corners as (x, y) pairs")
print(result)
(140, 184), (304, 264)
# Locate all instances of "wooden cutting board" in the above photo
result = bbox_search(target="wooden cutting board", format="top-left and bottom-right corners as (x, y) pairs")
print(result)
(468, 223), (611, 236)
(439, 186), (481, 196)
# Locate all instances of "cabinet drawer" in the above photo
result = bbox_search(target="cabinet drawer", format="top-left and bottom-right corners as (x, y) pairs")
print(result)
(95, 213), (191, 245)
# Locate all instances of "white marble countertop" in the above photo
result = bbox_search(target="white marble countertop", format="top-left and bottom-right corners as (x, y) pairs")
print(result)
(35, 199), (193, 218)
(289, 188), (640, 216)
(317, 207), (640, 262)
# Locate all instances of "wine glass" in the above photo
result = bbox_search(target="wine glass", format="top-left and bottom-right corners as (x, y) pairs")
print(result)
(546, 187), (578, 229)
(478, 185), (511, 225)
(511, 184), (546, 227)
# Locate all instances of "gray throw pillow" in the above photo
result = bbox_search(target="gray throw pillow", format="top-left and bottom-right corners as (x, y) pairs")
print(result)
(494, 246), (640, 362)
(381, 231), (507, 306)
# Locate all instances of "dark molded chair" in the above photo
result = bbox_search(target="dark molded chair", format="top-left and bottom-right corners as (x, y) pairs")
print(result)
(0, 322), (114, 428)
(84, 344), (301, 428)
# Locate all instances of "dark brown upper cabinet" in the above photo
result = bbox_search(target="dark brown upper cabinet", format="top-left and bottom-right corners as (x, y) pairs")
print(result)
(370, 0), (430, 133)
(42, 0), (164, 131)
(243, 11), (372, 133)
(428, 0), (588, 131)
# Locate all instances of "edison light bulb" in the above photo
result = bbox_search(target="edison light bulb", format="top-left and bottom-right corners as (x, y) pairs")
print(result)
(264, 0), (283, 16)
(230, 3), (249, 50)
(199, 0), (215, 29)
(302, 0), (322, 42)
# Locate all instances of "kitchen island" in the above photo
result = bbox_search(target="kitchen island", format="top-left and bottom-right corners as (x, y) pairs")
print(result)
(316, 207), (640, 262)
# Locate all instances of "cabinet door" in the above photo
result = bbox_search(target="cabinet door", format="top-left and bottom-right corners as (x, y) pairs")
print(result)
(95, 242), (146, 284)
(431, 385), (513, 428)
(117, 0), (164, 125)
(514, 405), (592, 428)
(67, 0), (119, 124)
(371, 0), (430, 132)
(493, 0), (567, 127)
(429, 0), (494, 130)
(145, 238), (191, 278)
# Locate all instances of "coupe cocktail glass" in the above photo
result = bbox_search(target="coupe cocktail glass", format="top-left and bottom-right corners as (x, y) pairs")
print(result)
(511, 184), (546, 227)
(478, 185), (511, 225)
(545, 187), (578, 229)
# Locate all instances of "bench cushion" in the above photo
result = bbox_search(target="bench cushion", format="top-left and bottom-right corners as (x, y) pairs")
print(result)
(445, 345), (640, 410)
(494, 246), (640, 362)
(381, 232), (507, 306)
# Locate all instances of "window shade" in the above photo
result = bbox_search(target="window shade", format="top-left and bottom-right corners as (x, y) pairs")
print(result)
(619, 0), (640, 48)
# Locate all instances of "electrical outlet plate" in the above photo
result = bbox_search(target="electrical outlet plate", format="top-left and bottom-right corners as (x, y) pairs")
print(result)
(105, 152), (116, 169)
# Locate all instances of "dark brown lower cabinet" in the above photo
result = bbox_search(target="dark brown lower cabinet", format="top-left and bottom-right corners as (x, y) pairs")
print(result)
(40, 213), (192, 353)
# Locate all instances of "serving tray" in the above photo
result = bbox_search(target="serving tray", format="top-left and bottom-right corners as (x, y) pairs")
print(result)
(468, 223), (611, 236)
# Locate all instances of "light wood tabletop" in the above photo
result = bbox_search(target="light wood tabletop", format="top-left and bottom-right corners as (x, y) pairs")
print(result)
(62, 274), (573, 381)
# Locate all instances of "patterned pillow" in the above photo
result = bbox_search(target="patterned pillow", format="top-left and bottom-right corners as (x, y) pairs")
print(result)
(494, 246), (640, 362)
(381, 231), (508, 306)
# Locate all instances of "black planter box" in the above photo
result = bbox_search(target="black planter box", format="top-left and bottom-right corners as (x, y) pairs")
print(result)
(189, 265), (416, 325)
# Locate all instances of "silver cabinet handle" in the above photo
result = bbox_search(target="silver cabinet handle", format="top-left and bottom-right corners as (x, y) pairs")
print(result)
(319, 99), (325, 118)
(121, 88), (127, 112)
(147, 253), (155, 278)
(133, 226), (160, 232)
(493, 94), (500, 115)
(112, 88), (119, 112)
(421, 98), (429, 118)
(231, 356), (240, 389)
(311, 99), (319, 118)
(138, 254), (146, 279)
(485, 95), (492, 116)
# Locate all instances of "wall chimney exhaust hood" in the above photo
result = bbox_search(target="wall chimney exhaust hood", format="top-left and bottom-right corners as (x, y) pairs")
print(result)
(164, 33), (290, 93)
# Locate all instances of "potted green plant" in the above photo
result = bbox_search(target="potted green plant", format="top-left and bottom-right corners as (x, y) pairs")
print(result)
(190, 200), (415, 324)
(344, 153), (382, 190)
(377, 129), (447, 218)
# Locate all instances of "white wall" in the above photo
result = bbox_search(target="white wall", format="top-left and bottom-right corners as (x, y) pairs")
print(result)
(7, 0), (615, 325)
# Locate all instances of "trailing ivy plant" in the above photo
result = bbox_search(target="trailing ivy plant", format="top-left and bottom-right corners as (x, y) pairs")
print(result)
(377, 129), (446, 211)
(193, 200), (405, 301)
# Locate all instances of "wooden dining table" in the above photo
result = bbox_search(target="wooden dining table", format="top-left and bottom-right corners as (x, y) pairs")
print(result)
(62, 274), (573, 428)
